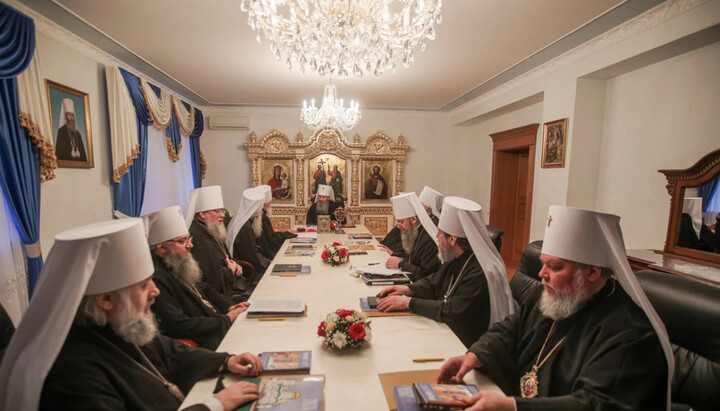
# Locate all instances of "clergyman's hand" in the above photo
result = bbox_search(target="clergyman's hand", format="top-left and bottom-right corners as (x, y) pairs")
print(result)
(378, 244), (393, 255)
(461, 391), (516, 411)
(228, 302), (251, 312)
(376, 285), (410, 297)
(376, 295), (410, 312)
(437, 353), (481, 384)
(385, 256), (402, 269)
(213, 381), (259, 411)
(227, 353), (263, 377)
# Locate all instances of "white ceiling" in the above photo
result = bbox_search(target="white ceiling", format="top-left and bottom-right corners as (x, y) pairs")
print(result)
(24, 0), (660, 109)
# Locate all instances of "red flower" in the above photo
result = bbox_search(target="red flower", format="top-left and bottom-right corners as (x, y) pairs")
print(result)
(338, 248), (348, 257)
(317, 321), (326, 337)
(348, 323), (366, 340)
(321, 250), (331, 260)
(336, 309), (354, 317)
(332, 241), (341, 246)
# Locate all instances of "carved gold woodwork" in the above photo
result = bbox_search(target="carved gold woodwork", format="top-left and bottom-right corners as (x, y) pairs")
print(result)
(242, 128), (409, 235)
(269, 217), (291, 232)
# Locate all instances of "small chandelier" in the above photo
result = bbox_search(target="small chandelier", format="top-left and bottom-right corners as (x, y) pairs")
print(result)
(301, 79), (361, 131)
(240, 0), (442, 78)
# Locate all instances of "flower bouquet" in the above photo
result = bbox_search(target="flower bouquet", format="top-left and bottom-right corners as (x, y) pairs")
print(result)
(317, 309), (372, 350)
(321, 242), (349, 266)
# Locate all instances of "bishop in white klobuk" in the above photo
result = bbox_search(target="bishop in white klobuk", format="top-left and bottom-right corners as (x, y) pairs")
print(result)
(0, 219), (262, 411)
(146, 206), (249, 351)
(418, 185), (444, 223)
(440, 206), (671, 410)
(383, 192), (441, 281)
(306, 184), (344, 225)
(252, 185), (297, 259)
(226, 187), (272, 280)
(377, 196), (515, 347)
(186, 185), (247, 309)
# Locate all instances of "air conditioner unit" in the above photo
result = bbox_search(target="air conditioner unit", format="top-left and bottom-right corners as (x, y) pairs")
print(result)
(207, 116), (251, 131)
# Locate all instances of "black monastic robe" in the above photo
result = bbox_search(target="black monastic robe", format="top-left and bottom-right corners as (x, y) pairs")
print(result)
(233, 218), (271, 282)
(188, 220), (239, 310)
(41, 324), (227, 411)
(305, 200), (344, 225)
(408, 251), (490, 347)
(397, 225), (440, 282)
(380, 226), (403, 255)
(150, 254), (231, 350)
(256, 210), (296, 258)
(469, 280), (667, 411)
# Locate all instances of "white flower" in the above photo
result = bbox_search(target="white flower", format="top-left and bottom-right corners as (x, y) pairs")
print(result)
(326, 321), (336, 332)
(345, 315), (353, 322)
(327, 313), (339, 323)
(357, 312), (368, 321)
(364, 325), (372, 342)
(333, 255), (340, 262)
(332, 332), (347, 349)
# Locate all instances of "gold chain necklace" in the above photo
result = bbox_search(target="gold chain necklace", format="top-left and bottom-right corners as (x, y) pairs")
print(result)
(519, 321), (566, 398)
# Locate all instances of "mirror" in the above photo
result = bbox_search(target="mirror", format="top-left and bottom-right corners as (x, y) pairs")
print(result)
(660, 148), (720, 264)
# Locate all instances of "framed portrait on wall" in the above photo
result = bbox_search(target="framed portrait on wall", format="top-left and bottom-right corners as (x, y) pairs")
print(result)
(541, 118), (568, 168)
(308, 154), (347, 203)
(361, 160), (393, 203)
(45, 80), (94, 168)
(261, 159), (294, 203)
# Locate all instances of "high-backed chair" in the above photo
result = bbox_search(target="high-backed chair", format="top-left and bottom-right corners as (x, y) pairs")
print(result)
(0, 302), (15, 365)
(508, 240), (544, 307)
(635, 270), (720, 411)
(486, 225), (505, 253)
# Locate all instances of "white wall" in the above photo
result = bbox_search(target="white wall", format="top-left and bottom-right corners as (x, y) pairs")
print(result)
(37, 32), (113, 255)
(596, 40), (720, 249)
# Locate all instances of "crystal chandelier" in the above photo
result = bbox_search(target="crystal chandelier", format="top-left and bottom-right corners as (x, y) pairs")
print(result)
(301, 79), (361, 131)
(240, 0), (442, 78)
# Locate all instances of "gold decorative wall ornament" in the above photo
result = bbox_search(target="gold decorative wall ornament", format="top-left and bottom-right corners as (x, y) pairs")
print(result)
(243, 128), (409, 235)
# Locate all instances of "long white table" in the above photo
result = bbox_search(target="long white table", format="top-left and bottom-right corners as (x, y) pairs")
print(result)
(182, 226), (501, 410)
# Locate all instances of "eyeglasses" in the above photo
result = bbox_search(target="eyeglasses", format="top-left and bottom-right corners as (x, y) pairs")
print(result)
(167, 236), (193, 246)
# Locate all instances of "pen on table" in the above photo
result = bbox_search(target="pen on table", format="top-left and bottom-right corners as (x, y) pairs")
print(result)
(412, 358), (444, 363)
(259, 318), (286, 321)
(368, 262), (380, 265)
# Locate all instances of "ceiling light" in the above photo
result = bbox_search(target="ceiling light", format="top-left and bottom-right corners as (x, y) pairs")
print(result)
(301, 79), (361, 131)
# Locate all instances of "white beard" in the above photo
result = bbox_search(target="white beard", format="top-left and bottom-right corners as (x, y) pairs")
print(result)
(539, 268), (590, 320)
(437, 242), (455, 263)
(164, 250), (202, 287)
(111, 291), (158, 346)
(401, 226), (419, 255)
(252, 212), (263, 238)
(316, 201), (330, 215)
(206, 221), (227, 242)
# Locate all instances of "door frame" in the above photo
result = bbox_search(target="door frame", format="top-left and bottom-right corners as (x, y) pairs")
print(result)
(489, 123), (539, 269)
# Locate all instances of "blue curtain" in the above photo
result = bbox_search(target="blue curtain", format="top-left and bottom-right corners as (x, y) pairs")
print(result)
(165, 110), (182, 160)
(0, 3), (40, 295)
(114, 68), (152, 217)
(189, 107), (204, 188)
(698, 176), (719, 212)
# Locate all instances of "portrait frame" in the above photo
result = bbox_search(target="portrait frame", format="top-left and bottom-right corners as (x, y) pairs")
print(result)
(45, 79), (94, 168)
(360, 160), (393, 204)
(261, 159), (294, 204)
(541, 118), (568, 169)
(307, 154), (348, 203)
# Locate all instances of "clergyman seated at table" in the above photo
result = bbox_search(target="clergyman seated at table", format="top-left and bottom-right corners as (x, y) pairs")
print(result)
(145, 206), (249, 350)
(186, 185), (251, 309)
(377, 197), (516, 348)
(0, 219), (262, 411)
(255, 185), (297, 258)
(380, 185), (444, 257)
(383, 192), (440, 282)
(226, 187), (272, 282)
(437, 206), (671, 411)
(306, 184), (345, 225)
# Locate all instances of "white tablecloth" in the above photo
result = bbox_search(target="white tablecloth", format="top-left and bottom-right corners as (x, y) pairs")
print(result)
(181, 226), (501, 410)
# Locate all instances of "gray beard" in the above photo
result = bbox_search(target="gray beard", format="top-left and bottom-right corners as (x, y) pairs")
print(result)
(539, 268), (590, 320)
(437, 243), (455, 264)
(252, 212), (263, 238)
(316, 201), (330, 215)
(164, 250), (202, 287)
(206, 221), (227, 242)
(401, 226), (419, 255)
(111, 292), (158, 346)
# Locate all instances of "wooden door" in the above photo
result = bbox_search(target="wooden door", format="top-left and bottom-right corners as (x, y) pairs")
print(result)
(489, 124), (538, 275)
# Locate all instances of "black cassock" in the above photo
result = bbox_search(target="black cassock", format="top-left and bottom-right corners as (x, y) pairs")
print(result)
(189, 220), (243, 310)
(468, 280), (667, 411)
(395, 225), (440, 282)
(305, 200), (345, 225)
(150, 254), (231, 350)
(233, 218), (271, 282)
(408, 252), (490, 348)
(41, 324), (227, 411)
(380, 226), (403, 255)
(256, 210), (296, 258)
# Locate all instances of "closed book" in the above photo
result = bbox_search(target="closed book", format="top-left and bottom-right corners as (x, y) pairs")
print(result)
(362, 272), (411, 285)
(236, 375), (324, 411)
(247, 299), (306, 318)
(394, 385), (423, 411)
(260, 351), (311, 374)
(272, 264), (303, 273)
(412, 383), (478, 410)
